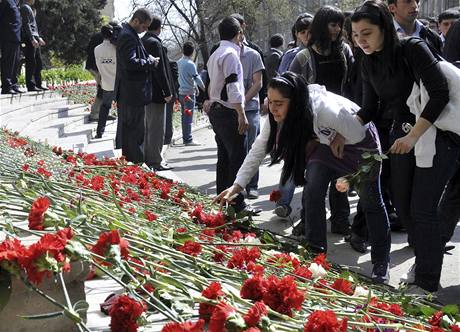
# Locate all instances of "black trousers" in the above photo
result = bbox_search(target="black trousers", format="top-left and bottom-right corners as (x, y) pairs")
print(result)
(208, 103), (247, 211)
(119, 101), (145, 163)
(439, 156), (460, 244)
(23, 40), (43, 89)
(1, 40), (20, 92)
(164, 100), (174, 145)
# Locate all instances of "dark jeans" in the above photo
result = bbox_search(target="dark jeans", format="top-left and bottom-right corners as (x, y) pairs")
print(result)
(1, 41), (20, 91)
(96, 90), (114, 136)
(164, 100), (174, 145)
(208, 103), (247, 211)
(119, 102), (145, 163)
(439, 157), (460, 244)
(23, 40), (43, 89)
(412, 132), (460, 292)
(329, 183), (351, 225)
(352, 126), (395, 239)
(304, 162), (390, 264)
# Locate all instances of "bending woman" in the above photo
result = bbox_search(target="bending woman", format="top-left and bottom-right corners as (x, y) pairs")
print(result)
(215, 72), (391, 283)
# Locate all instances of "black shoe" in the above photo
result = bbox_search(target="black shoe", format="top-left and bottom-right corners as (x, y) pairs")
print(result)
(389, 213), (404, 231)
(349, 234), (367, 253)
(94, 133), (102, 139)
(372, 262), (390, 284)
(331, 222), (350, 236)
(27, 87), (42, 92)
(107, 115), (117, 121)
(152, 164), (174, 171)
(292, 220), (305, 236)
(13, 87), (26, 93)
(88, 117), (99, 122)
(236, 204), (262, 216)
(2, 89), (18, 95)
(36, 86), (49, 91)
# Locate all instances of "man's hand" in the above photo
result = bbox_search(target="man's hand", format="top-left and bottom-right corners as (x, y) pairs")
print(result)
(330, 133), (346, 159)
(38, 38), (45, 46)
(32, 39), (39, 48)
(164, 95), (172, 103)
(212, 184), (243, 210)
(202, 100), (212, 114)
(237, 112), (249, 135)
(390, 134), (417, 154)
(148, 55), (160, 66)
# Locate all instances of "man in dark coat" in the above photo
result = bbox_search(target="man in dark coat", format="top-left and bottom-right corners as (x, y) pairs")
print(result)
(114, 8), (158, 163)
(20, 0), (47, 91)
(0, 0), (23, 94)
(141, 15), (174, 171)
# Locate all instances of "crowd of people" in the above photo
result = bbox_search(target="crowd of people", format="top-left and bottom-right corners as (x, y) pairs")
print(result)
(0, 0), (48, 94)
(212, 0), (460, 295)
(1, 0), (460, 295)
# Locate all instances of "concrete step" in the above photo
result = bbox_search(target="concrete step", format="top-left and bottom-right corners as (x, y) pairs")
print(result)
(20, 106), (90, 141)
(0, 90), (61, 107)
(0, 97), (69, 123)
(3, 103), (88, 133)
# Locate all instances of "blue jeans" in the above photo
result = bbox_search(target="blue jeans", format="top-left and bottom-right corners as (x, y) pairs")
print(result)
(411, 131), (460, 291)
(179, 94), (195, 143)
(304, 162), (390, 265)
(277, 177), (295, 207)
(245, 110), (260, 191)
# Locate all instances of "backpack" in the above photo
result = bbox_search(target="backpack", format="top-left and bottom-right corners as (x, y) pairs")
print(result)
(404, 37), (460, 166)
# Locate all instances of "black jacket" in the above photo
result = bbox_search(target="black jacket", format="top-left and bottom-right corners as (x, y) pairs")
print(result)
(20, 3), (39, 43)
(114, 23), (156, 107)
(444, 19), (460, 67)
(0, 0), (22, 43)
(265, 48), (283, 81)
(419, 25), (443, 56)
(85, 32), (103, 71)
(141, 32), (173, 104)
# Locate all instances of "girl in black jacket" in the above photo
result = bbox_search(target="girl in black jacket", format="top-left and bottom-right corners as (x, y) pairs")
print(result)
(351, 0), (459, 293)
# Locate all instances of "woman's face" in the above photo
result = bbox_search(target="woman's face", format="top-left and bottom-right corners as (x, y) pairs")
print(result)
(268, 87), (290, 123)
(296, 29), (310, 47)
(351, 19), (384, 55)
(328, 22), (342, 41)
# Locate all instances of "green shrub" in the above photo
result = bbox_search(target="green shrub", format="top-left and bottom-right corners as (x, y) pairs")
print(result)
(18, 65), (93, 86)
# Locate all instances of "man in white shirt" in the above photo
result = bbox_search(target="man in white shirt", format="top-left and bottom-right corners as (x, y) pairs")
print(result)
(207, 16), (251, 214)
(94, 25), (117, 138)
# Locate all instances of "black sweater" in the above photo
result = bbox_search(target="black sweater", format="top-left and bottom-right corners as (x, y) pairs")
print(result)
(358, 38), (449, 126)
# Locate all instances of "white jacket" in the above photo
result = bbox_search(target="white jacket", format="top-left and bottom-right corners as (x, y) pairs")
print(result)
(234, 84), (366, 188)
(94, 40), (117, 91)
(406, 60), (460, 167)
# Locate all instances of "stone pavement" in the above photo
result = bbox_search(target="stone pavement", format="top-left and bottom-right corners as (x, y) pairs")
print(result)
(164, 114), (460, 305)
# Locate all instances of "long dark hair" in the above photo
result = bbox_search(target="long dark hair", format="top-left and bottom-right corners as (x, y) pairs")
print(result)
(308, 6), (345, 54)
(351, 0), (400, 75)
(266, 72), (314, 186)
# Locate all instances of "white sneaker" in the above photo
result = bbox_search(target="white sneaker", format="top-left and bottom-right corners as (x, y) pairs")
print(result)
(274, 205), (292, 218)
(400, 264), (416, 284)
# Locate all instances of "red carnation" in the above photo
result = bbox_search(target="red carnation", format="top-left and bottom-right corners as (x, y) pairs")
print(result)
(90, 175), (105, 191)
(109, 295), (146, 332)
(294, 266), (313, 281)
(28, 196), (51, 230)
(240, 275), (267, 301)
(0, 238), (26, 263)
(451, 325), (460, 332)
(330, 278), (354, 295)
(262, 275), (304, 317)
(244, 302), (268, 327)
(313, 253), (331, 270)
(244, 328), (261, 332)
(91, 230), (130, 263)
(430, 328), (445, 332)
(269, 190), (282, 202)
(267, 253), (300, 269)
(184, 95), (192, 102)
(304, 310), (347, 332)
(429, 311), (443, 327)
(144, 210), (158, 222)
(184, 109), (193, 116)
(162, 319), (205, 332)
(199, 282), (225, 320)
(208, 301), (238, 332)
(177, 241), (202, 257)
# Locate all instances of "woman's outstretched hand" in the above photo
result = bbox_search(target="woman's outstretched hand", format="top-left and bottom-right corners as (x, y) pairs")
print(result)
(390, 134), (417, 154)
(212, 184), (243, 210)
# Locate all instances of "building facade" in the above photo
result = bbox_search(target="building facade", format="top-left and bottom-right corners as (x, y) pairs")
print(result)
(420, 0), (459, 17)
(101, 0), (115, 19)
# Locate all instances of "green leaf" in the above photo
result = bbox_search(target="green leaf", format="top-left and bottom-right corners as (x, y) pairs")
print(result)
(420, 305), (437, 317)
(19, 311), (64, 320)
(260, 231), (276, 245)
(73, 300), (89, 315)
(362, 152), (372, 159)
(0, 269), (12, 313)
(442, 304), (459, 316)
(173, 233), (194, 245)
(226, 205), (236, 219)
(360, 165), (371, 173)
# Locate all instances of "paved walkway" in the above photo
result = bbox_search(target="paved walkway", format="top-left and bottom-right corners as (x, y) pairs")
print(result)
(165, 114), (460, 305)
